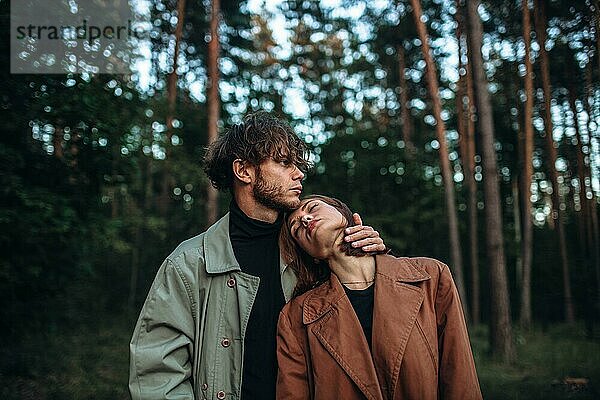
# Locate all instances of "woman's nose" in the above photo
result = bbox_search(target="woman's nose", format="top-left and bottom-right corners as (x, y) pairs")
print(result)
(301, 214), (312, 226)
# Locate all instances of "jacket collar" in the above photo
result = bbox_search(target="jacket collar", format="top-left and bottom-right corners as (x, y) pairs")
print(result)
(301, 255), (431, 400)
(203, 213), (241, 274)
(375, 254), (431, 283)
(202, 213), (296, 301)
(302, 255), (430, 324)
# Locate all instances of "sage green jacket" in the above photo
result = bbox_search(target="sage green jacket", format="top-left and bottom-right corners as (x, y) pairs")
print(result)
(129, 213), (297, 400)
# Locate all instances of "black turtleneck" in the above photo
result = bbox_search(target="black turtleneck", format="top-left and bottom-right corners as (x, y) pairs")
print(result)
(229, 200), (285, 400)
(343, 284), (375, 350)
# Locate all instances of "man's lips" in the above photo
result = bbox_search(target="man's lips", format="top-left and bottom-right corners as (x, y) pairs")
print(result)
(291, 186), (303, 194)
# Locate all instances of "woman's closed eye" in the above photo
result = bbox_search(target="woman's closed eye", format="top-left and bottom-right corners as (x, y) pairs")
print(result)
(289, 201), (320, 239)
(293, 224), (301, 238)
(290, 217), (302, 239)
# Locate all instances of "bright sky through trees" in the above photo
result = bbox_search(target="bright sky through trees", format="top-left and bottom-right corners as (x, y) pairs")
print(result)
(129, 0), (598, 198)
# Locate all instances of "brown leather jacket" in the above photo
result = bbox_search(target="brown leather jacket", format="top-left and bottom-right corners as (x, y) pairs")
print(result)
(276, 255), (482, 400)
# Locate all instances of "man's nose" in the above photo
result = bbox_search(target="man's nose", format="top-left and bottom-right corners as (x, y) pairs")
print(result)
(293, 166), (305, 181)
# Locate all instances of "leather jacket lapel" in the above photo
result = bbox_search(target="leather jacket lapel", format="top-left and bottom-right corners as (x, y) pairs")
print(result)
(303, 274), (384, 400)
(371, 255), (430, 399)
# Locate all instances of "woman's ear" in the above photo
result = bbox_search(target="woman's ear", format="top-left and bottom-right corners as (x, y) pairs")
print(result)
(232, 159), (254, 184)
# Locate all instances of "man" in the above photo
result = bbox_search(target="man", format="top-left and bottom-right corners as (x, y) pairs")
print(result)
(129, 112), (385, 400)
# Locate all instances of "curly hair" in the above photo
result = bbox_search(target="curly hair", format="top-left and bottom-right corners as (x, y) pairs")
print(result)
(203, 112), (311, 191)
(279, 194), (387, 297)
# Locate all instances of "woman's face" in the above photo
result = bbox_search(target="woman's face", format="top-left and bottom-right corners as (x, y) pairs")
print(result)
(287, 198), (347, 259)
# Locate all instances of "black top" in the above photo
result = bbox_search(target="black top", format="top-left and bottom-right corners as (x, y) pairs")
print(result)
(343, 283), (375, 349)
(229, 200), (285, 400)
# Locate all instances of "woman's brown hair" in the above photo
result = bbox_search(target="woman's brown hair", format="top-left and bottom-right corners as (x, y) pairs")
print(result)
(280, 194), (387, 297)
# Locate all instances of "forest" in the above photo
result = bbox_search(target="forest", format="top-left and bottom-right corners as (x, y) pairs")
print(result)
(1, 0), (599, 398)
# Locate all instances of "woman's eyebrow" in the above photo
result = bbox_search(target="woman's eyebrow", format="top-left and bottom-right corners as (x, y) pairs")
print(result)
(301, 200), (315, 211)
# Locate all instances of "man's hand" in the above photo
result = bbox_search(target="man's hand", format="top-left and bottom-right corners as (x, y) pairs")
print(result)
(343, 213), (386, 253)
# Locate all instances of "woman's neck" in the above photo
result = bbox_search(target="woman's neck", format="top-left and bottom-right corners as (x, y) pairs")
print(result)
(328, 252), (376, 290)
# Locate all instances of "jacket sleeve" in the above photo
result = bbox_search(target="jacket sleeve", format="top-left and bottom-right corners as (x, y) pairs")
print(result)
(129, 259), (196, 400)
(435, 262), (483, 400)
(276, 306), (312, 400)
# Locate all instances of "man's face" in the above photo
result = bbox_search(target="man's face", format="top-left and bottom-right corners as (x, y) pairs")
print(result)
(253, 158), (305, 212)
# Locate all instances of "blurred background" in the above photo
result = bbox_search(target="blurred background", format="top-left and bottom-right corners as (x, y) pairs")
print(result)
(1, 0), (599, 398)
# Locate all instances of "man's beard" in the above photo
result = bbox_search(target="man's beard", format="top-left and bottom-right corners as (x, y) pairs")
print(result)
(253, 171), (300, 212)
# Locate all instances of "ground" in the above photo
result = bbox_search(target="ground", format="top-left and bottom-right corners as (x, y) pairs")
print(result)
(1, 320), (598, 399)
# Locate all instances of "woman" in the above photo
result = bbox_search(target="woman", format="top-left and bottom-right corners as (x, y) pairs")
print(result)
(276, 195), (482, 400)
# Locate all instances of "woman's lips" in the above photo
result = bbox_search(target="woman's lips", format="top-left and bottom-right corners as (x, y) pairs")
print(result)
(307, 220), (318, 236)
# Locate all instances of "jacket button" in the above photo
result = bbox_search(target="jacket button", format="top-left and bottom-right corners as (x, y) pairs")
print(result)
(201, 383), (208, 391)
(226, 278), (236, 288)
(216, 390), (226, 399)
(221, 338), (230, 347)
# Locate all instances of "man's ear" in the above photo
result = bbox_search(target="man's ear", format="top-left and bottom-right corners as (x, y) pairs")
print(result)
(232, 159), (255, 184)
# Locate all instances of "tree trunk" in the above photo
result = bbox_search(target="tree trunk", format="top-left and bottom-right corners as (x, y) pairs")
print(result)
(584, 59), (600, 299)
(592, 206), (600, 314)
(410, 0), (468, 321)
(456, 0), (480, 325)
(570, 87), (600, 332)
(467, 133), (480, 325)
(456, 70), (468, 180)
(519, 0), (535, 330)
(53, 126), (64, 160)
(158, 0), (187, 214)
(129, 156), (153, 313)
(206, 0), (221, 227)
(397, 44), (414, 151)
(595, 0), (600, 80)
(512, 177), (523, 286)
(466, 0), (515, 362)
(166, 0), (187, 139)
(129, 224), (141, 313)
(567, 90), (597, 335)
(110, 143), (120, 219)
(568, 90), (594, 261)
(533, 0), (575, 323)
(584, 62), (600, 179)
